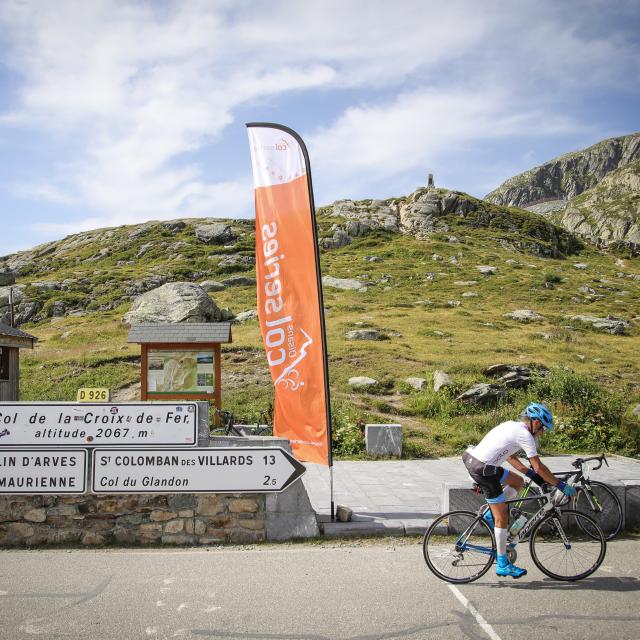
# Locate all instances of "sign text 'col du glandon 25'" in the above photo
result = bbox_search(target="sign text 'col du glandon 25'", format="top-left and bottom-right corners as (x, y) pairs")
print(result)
(247, 124), (332, 467)
(92, 447), (305, 494)
(0, 403), (197, 446)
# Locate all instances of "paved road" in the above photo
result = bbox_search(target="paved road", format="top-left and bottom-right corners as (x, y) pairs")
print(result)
(0, 538), (638, 640)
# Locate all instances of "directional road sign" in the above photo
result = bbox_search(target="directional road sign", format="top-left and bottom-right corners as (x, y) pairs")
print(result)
(0, 449), (87, 494)
(91, 447), (306, 494)
(0, 402), (198, 446)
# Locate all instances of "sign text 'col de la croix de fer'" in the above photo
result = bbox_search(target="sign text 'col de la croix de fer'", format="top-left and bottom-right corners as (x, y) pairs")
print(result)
(0, 403), (198, 446)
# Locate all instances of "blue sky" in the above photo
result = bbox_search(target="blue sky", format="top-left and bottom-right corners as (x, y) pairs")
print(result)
(0, 0), (639, 256)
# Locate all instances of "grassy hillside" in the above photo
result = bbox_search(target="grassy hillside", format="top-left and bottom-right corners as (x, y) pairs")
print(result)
(6, 198), (640, 459)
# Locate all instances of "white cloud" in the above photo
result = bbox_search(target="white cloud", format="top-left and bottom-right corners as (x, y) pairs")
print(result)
(307, 87), (584, 197)
(0, 0), (638, 241)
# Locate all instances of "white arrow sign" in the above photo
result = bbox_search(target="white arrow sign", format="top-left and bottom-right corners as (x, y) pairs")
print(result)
(91, 447), (306, 494)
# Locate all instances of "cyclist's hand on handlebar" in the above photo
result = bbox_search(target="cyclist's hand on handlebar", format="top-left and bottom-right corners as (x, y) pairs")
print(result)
(557, 481), (576, 497)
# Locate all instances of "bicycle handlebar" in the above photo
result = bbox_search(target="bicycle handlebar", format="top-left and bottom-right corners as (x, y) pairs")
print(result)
(571, 454), (607, 471)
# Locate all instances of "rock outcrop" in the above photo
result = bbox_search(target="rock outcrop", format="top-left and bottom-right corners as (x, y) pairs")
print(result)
(322, 187), (580, 258)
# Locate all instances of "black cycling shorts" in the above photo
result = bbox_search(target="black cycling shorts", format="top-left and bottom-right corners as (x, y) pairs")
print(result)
(462, 451), (509, 503)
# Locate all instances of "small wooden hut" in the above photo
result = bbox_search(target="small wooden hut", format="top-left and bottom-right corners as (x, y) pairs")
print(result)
(0, 322), (37, 401)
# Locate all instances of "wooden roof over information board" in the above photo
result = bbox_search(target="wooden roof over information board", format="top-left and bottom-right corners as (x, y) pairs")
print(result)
(127, 323), (232, 344)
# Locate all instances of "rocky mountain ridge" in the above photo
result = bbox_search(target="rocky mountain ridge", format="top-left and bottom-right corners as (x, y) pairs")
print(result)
(485, 133), (640, 252)
(549, 161), (640, 251)
(485, 132), (640, 208)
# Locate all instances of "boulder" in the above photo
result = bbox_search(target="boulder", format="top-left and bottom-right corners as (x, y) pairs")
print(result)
(200, 280), (226, 292)
(135, 243), (154, 258)
(573, 263), (588, 270)
(504, 309), (544, 322)
(321, 228), (351, 250)
(633, 405), (640, 418)
(433, 370), (453, 392)
(217, 254), (255, 269)
(348, 376), (378, 389)
(364, 256), (383, 263)
(406, 377), (427, 391)
(345, 329), (384, 340)
(322, 276), (367, 291)
(570, 315), (629, 335)
(221, 276), (257, 287)
(233, 310), (258, 324)
(0, 285), (41, 326)
(123, 282), (221, 324)
(0, 270), (15, 286)
(161, 220), (186, 234)
(476, 265), (497, 275)
(456, 383), (505, 405)
(30, 281), (61, 291)
(194, 223), (236, 245)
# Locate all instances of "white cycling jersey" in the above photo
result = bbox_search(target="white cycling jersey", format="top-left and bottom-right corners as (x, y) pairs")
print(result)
(468, 420), (538, 467)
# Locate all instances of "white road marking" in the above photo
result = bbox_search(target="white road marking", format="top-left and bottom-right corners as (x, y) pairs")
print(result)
(145, 627), (158, 635)
(177, 603), (188, 612)
(0, 591), (7, 596)
(203, 606), (222, 613)
(163, 578), (175, 585)
(156, 601), (166, 607)
(447, 584), (502, 640)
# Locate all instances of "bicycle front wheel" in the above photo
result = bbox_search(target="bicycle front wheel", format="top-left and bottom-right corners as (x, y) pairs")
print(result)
(529, 509), (606, 581)
(423, 511), (495, 584)
(574, 481), (623, 541)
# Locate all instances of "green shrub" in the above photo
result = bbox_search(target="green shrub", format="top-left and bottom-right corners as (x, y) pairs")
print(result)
(543, 272), (562, 284)
(331, 401), (366, 457)
(526, 369), (633, 453)
(405, 386), (467, 419)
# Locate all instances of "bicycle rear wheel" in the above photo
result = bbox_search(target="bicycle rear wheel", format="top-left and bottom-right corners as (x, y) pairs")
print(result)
(574, 481), (623, 541)
(423, 511), (495, 584)
(529, 509), (606, 581)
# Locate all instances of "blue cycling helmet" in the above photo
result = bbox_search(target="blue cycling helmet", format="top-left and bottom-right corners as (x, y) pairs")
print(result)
(523, 402), (553, 430)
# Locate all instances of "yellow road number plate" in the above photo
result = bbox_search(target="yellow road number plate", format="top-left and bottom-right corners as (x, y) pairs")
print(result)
(76, 388), (111, 402)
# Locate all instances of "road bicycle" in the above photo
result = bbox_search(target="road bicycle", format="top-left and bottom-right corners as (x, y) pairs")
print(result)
(211, 408), (272, 437)
(423, 485), (606, 583)
(517, 454), (623, 541)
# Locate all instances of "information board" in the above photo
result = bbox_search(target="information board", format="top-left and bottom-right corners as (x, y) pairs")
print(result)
(147, 350), (214, 394)
(0, 449), (87, 494)
(92, 447), (306, 494)
(0, 403), (198, 447)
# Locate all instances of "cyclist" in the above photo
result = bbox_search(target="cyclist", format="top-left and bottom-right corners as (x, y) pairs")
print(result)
(462, 402), (577, 579)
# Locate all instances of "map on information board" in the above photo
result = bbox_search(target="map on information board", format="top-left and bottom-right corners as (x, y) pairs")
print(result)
(147, 350), (214, 394)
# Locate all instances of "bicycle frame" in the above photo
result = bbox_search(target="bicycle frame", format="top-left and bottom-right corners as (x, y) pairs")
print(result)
(456, 493), (555, 557)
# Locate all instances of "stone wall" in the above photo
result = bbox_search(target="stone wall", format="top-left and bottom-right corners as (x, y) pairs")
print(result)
(0, 492), (267, 547)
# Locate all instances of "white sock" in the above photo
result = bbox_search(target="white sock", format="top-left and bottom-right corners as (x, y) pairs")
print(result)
(503, 485), (517, 501)
(495, 527), (508, 557)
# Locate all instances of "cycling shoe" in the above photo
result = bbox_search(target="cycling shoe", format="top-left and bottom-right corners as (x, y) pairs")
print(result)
(495, 562), (527, 579)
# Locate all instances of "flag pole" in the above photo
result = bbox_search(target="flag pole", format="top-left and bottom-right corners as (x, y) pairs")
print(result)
(247, 122), (335, 521)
